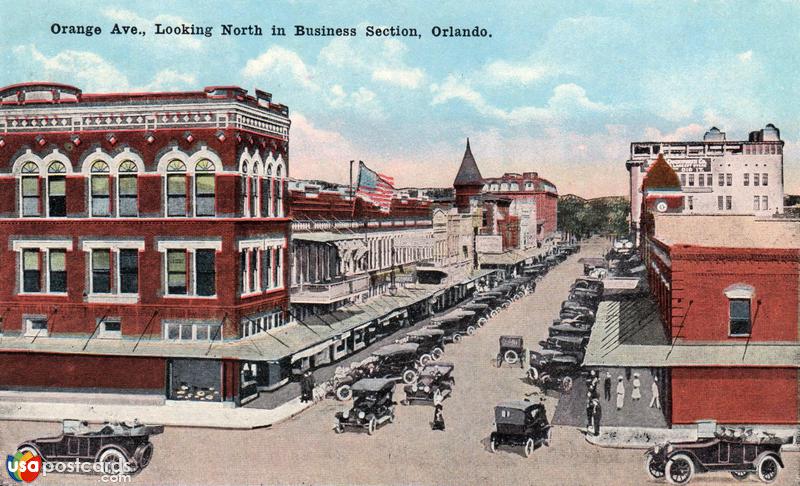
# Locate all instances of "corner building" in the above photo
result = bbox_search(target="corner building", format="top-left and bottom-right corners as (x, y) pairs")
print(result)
(0, 83), (291, 405)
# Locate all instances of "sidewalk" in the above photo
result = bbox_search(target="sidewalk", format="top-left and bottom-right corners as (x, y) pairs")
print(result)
(0, 391), (315, 429)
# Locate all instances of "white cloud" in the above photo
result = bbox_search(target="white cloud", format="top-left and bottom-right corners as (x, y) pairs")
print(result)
(319, 36), (426, 89)
(479, 60), (554, 86)
(737, 50), (753, 63)
(289, 112), (360, 183)
(242, 46), (318, 89)
(102, 8), (204, 51)
(642, 123), (707, 141)
(371, 66), (424, 89)
(328, 84), (383, 118)
(141, 69), (198, 91)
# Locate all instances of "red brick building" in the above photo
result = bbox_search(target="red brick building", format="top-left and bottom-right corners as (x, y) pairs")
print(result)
(0, 82), (292, 404)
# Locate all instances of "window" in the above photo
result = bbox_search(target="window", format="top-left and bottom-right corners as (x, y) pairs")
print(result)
(240, 162), (249, 217)
(249, 250), (258, 292)
(261, 249), (272, 289)
(743, 173), (749, 186)
(48, 249), (67, 293)
(166, 160), (187, 217)
(263, 165), (273, 217)
(762, 196), (768, 211)
(275, 166), (284, 217)
(726, 173), (732, 186)
(718, 173), (724, 186)
(91, 249), (111, 293)
(195, 249), (216, 297)
(194, 160), (216, 217)
(99, 319), (122, 339)
(688, 174), (694, 186)
(725, 196), (732, 210)
(250, 163), (259, 217)
(274, 248), (283, 288)
(22, 249), (41, 292)
(47, 162), (67, 217)
(167, 250), (187, 295)
(729, 299), (751, 336)
(21, 162), (40, 217)
(89, 161), (111, 217)
(762, 173), (768, 186)
(24, 317), (48, 337)
(119, 249), (138, 294)
(717, 196), (723, 211)
(697, 174), (704, 187)
(163, 322), (222, 342)
(753, 173), (760, 186)
(680, 174), (686, 186)
(117, 161), (138, 217)
(753, 196), (760, 211)
(687, 196), (693, 210)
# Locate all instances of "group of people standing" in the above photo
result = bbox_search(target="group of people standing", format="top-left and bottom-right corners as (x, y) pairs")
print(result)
(586, 368), (662, 436)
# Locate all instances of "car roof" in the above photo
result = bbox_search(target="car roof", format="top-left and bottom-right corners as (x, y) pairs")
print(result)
(406, 328), (445, 337)
(462, 302), (489, 310)
(351, 378), (395, 392)
(496, 400), (540, 411)
(500, 335), (523, 340)
(372, 342), (419, 356)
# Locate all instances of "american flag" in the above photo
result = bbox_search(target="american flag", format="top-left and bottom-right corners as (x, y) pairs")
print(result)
(356, 161), (395, 212)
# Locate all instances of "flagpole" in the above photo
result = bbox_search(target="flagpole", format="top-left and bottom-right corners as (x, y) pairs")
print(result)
(349, 160), (354, 201)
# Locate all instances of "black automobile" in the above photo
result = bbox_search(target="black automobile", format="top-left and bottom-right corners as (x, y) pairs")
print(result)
(560, 301), (595, 321)
(371, 343), (421, 383)
(16, 419), (163, 475)
(460, 302), (490, 327)
(334, 378), (396, 435)
(568, 289), (600, 309)
(401, 362), (455, 405)
(527, 351), (580, 392)
(571, 277), (604, 295)
(489, 400), (551, 457)
(430, 311), (475, 343)
(548, 322), (592, 338)
(402, 328), (446, 364)
(539, 335), (588, 361)
(496, 335), (525, 367)
(471, 293), (504, 317)
(645, 429), (790, 484)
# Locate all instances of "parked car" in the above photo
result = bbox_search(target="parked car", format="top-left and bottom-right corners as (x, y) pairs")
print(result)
(334, 378), (396, 435)
(471, 293), (504, 317)
(371, 343), (421, 383)
(460, 302), (490, 327)
(527, 351), (581, 392)
(568, 289), (600, 308)
(324, 363), (374, 401)
(571, 277), (604, 294)
(430, 310), (476, 342)
(496, 335), (525, 367)
(579, 257), (608, 276)
(539, 335), (588, 361)
(402, 328), (446, 364)
(548, 323), (592, 338)
(644, 430), (791, 484)
(16, 419), (163, 475)
(401, 362), (455, 405)
(489, 400), (551, 457)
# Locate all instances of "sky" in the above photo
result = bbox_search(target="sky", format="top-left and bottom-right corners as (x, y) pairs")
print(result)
(1, 0), (798, 198)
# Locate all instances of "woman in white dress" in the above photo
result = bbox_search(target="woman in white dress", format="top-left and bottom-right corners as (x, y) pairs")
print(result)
(632, 373), (642, 401)
(616, 376), (625, 410)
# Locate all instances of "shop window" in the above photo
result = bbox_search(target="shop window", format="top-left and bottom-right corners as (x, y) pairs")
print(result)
(119, 249), (139, 294)
(90, 161), (111, 217)
(117, 161), (138, 217)
(91, 249), (111, 293)
(24, 317), (48, 337)
(47, 162), (67, 217)
(729, 299), (751, 336)
(166, 160), (187, 217)
(194, 160), (216, 217)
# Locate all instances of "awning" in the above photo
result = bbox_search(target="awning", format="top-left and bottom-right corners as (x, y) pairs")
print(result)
(291, 340), (333, 363)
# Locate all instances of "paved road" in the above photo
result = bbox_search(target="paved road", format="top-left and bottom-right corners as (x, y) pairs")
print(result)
(2, 237), (797, 485)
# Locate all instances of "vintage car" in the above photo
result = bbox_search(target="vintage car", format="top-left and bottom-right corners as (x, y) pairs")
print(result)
(496, 335), (525, 367)
(334, 378), (396, 435)
(460, 302), (490, 327)
(16, 419), (163, 474)
(527, 351), (580, 392)
(401, 362), (455, 405)
(489, 400), (552, 457)
(539, 335), (588, 361)
(579, 257), (608, 276)
(430, 310), (477, 342)
(571, 277), (604, 294)
(560, 301), (596, 321)
(371, 343), (421, 383)
(471, 293), (505, 317)
(523, 263), (547, 278)
(402, 328), (446, 363)
(548, 322), (592, 338)
(325, 360), (378, 401)
(644, 429), (790, 484)
(568, 288), (600, 308)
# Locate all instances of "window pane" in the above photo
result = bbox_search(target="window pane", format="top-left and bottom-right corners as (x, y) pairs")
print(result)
(23, 250), (40, 270)
(196, 249), (215, 296)
(91, 176), (109, 195)
(167, 323), (179, 340)
(196, 325), (208, 340)
(22, 177), (39, 195)
(195, 196), (214, 217)
(180, 324), (192, 340)
(104, 321), (121, 332)
(730, 299), (750, 319)
(167, 175), (186, 194)
(119, 197), (137, 217)
(29, 319), (47, 331)
(196, 174), (215, 194)
(92, 250), (110, 270)
(168, 196), (186, 217)
(120, 249), (138, 294)
(92, 198), (110, 217)
(23, 197), (40, 216)
(48, 177), (65, 195)
(119, 175), (137, 195)
(210, 325), (222, 341)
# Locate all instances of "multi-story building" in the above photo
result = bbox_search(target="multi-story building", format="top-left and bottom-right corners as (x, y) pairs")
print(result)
(0, 82), (292, 405)
(626, 124), (785, 242)
(482, 172), (558, 246)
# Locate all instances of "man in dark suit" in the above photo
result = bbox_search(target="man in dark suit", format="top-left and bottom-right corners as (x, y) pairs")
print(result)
(591, 398), (602, 436)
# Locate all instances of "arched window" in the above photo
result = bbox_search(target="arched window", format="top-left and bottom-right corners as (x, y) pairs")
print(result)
(250, 162), (260, 217)
(166, 160), (187, 217)
(117, 160), (138, 217)
(240, 161), (249, 217)
(47, 162), (67, 217)
(194, 159), (216, 217)
(90, 161), (111, 217)
(264, 164), (273, 217)
(20, 162), (40, 217)
(275, 165), (283, 217)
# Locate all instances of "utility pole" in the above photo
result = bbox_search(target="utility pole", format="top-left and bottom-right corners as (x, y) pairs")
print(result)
(349, 160), (355, 200)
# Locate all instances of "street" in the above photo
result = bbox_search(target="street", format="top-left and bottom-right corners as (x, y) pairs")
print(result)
(2, 237), (797, 485)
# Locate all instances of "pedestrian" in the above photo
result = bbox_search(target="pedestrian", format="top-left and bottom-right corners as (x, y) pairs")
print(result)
(585, 392), (593, 430)
(632, 373), (641, 401)
(591, 398), (602, 436)
(299, 372), (310, 403)
(432, 404), (445, 431)
(625, 367), (632, 381)
(300, 370), (314, 403)
(650, 376), (661, 409)
(616, 376), (625, 410)
(604, 372), (612, 401)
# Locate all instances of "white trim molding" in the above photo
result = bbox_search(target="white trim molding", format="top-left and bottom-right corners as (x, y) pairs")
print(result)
(81, 239), (145, 251)
(157, 239), (223, 252)
(12, 239), (73, 251)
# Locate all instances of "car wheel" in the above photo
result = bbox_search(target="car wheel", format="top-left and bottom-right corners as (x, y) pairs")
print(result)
(336, 385), (352, 401)
(466, 326), (476, 336)
(367, 418), (377, 436)
(401, 398), (409, 406)
(524, 438), (535, 458)
(334, 424), (344, 434)
(453, 334), (462, 343)
(432, 348), (444, 360)
(730, 471), (749, 481)
(133, 442), (154, 471)
(645, 453), (666, 480)
(402, 369), (418, 384)
(666, 454), (694, 485)
(490, 309), (499, 318)
(98, 448), (129, 477)
(489, 438), (497, 453)
(528, 367), (539, 382)
(561, 376), (574, 392)
(419, 354), (432, 366)
(477, 317), (488, 328)
(502, 300), (511, 309)
(757, 455), (780, 483)
(388, 413), (396, 424)
(504, 350), (519, 364)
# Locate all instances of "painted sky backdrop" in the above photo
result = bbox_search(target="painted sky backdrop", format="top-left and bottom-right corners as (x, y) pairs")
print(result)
(1, 0), (798, 198)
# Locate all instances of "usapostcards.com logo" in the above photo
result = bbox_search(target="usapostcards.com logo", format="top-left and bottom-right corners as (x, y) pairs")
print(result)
(7, 450), (134, 483)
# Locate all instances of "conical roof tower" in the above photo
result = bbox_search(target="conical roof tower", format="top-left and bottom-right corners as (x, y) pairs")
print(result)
(453, 138), (484, 210)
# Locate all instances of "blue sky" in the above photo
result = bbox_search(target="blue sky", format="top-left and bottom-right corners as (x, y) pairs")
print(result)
(1, 0), (798, 197)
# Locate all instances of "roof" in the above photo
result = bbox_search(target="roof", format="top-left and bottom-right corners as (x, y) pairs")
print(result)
(653, 214), (800, 249)
(453, 138), (483, 186)
(372, 342), (419, 356)
(496, 400), (539, 411)
(478, 245), (549, 266)
(583, 298), (800, 367)
(351, 378), (395, 392)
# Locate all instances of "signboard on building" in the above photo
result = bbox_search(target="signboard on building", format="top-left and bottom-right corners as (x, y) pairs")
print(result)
(666, 158), (712, 172)
(476, 235), (503, 254)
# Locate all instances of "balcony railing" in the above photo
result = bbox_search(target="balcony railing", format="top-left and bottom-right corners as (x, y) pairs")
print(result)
(292, 218), (431, 232)
(291, 274), (370, 304)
